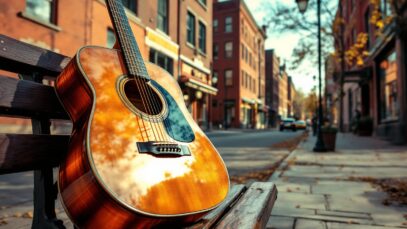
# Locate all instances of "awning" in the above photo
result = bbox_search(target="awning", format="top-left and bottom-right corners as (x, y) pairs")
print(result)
(242, 97), (256, 104)
(183, 77), (218, 95)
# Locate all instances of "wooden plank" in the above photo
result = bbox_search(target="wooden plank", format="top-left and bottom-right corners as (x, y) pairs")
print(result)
(0, 134), (69, 174)
(0, 34), (70, 76)
(187, 185), (246, 229)
(0, 75), (69, 119)
(214, 182), (278, 229)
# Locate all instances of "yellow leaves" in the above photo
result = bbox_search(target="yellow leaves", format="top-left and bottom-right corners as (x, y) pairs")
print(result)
(345, 33), (369, 67)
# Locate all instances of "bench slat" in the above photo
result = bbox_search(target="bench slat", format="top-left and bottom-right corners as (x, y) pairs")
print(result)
(187, 184), (246, 229)
(214, 182), (277, 229)
(0, 134), (69, 174)
(0, 34), (70, 76)
(0, 75), (69, 119)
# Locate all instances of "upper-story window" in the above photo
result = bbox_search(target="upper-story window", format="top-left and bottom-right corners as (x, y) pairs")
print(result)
(157, 0), (168, 34)
(225, 41), (233, 58)
(225, 16), (232, 33)
(26, 0), (57, 24)
(213, 19), (218, 32)
(380, 0), (392, 17)
(364, 9), (371, 48)
(198, 0), (206, 6)
(198, 21), (206, 54)
(107, 28), (116, 48)
(213, 43), (218, 59)
(122, 0), (137, 14)
(225, 70), (233, 86)
(187, 11), (196, 45)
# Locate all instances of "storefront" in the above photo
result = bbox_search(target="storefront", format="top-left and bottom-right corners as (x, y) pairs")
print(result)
(179, 57), (217, 130)
(240, 98), (255, 128)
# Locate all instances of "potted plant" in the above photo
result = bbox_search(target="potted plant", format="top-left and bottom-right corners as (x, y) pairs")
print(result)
(321, 125), (338, 151)
(357, 116), (373, 136)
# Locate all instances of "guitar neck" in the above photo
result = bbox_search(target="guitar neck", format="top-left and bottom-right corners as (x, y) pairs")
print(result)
(105, 0), (150, 80)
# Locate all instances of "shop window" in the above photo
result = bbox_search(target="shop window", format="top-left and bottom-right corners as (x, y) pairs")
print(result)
(225, 69), (233, 86)
(149, 49), (174, 75)
(379, 51), (399, 121)
(26, 0), (57, 24)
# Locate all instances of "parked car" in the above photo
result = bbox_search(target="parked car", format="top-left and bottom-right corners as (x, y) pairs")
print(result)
(295, 120), (307, 130)
(280, 118), (296, 131)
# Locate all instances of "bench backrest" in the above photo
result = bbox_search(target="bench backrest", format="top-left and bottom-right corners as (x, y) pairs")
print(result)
(0, 34), (71, 174)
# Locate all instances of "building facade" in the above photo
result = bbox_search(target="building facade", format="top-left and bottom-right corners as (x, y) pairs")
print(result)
(334, 0), (407, 144)
(0, 0), (215, 131)
(211, 0), (266, 129)
(265, 49), (280, 127)
(278, 66), (289, 119)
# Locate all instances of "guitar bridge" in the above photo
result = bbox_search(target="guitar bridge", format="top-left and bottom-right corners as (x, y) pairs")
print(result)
(137, 142), (191, 157)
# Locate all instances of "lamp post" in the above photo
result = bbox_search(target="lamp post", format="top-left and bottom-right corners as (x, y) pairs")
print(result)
(296, 0), (327, 152)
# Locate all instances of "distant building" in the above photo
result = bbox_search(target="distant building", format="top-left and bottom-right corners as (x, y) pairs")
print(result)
(278, 65), (289, 119)
(211, 0), (267, 129)
(265, 49), (280, 127)
(287, 76), (296, 118)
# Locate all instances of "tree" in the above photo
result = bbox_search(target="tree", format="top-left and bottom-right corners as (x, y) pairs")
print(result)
(261, 0), (339, 70)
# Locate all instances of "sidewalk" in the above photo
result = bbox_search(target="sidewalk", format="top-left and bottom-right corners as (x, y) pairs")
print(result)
(267, 133), (407, 229)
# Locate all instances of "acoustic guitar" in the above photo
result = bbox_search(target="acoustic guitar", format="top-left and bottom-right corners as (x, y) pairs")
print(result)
(56, 0), (229, 228)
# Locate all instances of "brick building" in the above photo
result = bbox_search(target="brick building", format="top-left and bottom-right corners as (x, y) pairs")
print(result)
(265, 49), (280, 127)
(0, 0), (215, 131)
(278, 65), (289, 119)
(211, 0), (266, 129)
(334, 0), (407, 144)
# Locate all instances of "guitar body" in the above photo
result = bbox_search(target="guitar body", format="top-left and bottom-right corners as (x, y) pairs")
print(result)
(56, 46), (229, 228)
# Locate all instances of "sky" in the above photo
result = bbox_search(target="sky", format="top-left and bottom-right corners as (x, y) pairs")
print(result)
(245, 0), (321, 94)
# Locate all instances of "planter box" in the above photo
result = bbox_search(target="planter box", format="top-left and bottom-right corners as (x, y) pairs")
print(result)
(322, 131), (337, 151)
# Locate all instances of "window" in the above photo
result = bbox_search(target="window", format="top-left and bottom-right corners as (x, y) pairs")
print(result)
(225, 70), (233, 86)
(379, 51), (399, 121)
(364, 9), (370, 48)
(107, 28), (116, 48)
(213, 19), (218, 32)
(157, 0), (168, 33)
(187, 11), (195, 45)
(225, 41), (233, 58)
(225, 16), (232, 33)
(149, 48), (174, 75)
(380, 0), (392, 17)
(198, 0), (206, 6)
(241, 71), (244, 86)
(122, 0), (137, 14)
(198, 21), (206, 53)
(213, 43), (218, 59)
(241, 44), (244, 59)
(25, 0), (57, 23)
(213, 71), (218, 86)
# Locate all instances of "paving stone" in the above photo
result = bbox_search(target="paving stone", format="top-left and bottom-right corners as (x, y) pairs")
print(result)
(266, 216), (295, 229)
(371, 213), (407, 228)
(272, 206), (316, 218)
(327, 222), (403, 229)
(311, 180), (377, 196)
(316, 210), (371, 220)
(274, 192), (326, 210)
(295, 219), (326, 229)
(274, 181), (311, 194)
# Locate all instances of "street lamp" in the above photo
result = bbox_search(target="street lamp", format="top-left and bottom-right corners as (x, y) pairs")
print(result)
(295, 0), (327, 152)
(295, 0), (309, 14)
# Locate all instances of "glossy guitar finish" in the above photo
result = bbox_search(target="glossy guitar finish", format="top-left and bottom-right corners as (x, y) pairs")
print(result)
(56, 46), (229, 228)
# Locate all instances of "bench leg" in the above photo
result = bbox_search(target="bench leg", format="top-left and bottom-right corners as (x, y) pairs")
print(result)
(20, 74), (65, 229)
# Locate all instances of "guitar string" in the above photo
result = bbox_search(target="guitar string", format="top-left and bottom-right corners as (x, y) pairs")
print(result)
(115, 4), (163, 143)
(111, 0), (172, 143)
(117, 5), (169, 143)
(109, 0), (154, 142)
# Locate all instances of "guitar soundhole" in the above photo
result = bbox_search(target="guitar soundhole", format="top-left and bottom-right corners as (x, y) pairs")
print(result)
(123, 79), (163, 116)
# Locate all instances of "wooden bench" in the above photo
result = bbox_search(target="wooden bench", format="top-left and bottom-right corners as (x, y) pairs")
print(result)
(0, 34), (278, 229)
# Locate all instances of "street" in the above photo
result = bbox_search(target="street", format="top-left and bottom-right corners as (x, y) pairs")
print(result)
(206, 129), (305, 181)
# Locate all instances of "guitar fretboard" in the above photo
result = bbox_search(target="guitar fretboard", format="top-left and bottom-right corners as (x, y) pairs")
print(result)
(106, 0), (150, 80)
